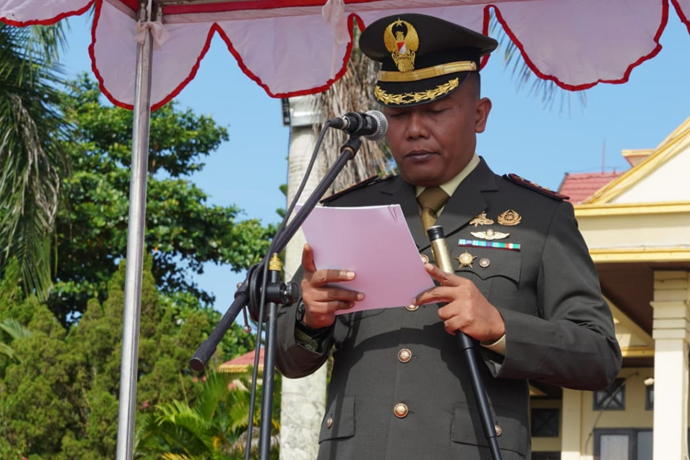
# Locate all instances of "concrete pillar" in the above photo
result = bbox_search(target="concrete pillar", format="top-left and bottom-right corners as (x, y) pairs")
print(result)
(561, 388), (583, 460)
(651, 270), (690, 460)
(280, 96), (327, 460)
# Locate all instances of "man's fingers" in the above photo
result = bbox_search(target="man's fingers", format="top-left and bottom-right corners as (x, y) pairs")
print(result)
(414, 286), (454, 306)
(311, 268), (356, 286)
(302, 243), (317, 273)
(322, 300), (356, 312)
(424, 263), (461, 286)
(308, 286), (364, 303)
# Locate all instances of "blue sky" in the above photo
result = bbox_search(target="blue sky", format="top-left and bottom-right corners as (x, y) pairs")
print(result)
(61, 11), (690, 315)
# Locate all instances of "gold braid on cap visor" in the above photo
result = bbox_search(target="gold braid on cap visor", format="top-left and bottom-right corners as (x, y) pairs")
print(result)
(375, 78), (460, 105)
(378, 61), (477, 82)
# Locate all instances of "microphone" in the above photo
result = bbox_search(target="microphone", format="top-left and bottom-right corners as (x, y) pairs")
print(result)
(329, 110), (388, 140)
(426, 224), (504, 460)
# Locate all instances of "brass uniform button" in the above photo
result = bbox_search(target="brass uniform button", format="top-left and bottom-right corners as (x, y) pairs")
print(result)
(495, 423), (502, 436)
(398, 348), (412, 363)
(326, 417), (333, 429)
(479, 257), (490, 268)
(420, 254), (429, 264)
(394, 403), (409, 418)
(406, 304), (419, 312)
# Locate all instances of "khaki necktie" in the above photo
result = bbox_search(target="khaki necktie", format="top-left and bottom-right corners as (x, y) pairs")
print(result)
(417, 186), (450, 233)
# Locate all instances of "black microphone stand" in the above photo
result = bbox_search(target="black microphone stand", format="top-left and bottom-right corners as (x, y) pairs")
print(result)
(190, 135), (363, 460)
(427, 225), (503, 460)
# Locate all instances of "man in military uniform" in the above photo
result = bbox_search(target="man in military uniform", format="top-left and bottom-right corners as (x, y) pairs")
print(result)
(276, 13), (621, 460)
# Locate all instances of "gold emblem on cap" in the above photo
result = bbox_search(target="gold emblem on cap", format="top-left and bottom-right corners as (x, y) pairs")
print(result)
(457, 251), (477, 268)
(497, 209), (522, 226)
(384, 19), (419, 72)
(469, 211), (494, 227)
(471, 228), (509, 240)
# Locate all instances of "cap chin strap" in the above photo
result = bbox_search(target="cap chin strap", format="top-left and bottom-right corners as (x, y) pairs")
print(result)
(378, 60), (477, 82)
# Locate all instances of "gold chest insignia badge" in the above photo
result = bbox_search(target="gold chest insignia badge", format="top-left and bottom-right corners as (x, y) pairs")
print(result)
(383, 19), (419, 72)
(470, 228), (510, 240)
(457, 251), (477, 269)
(497, 209), (522, 226)
(469, 211), (494, 227)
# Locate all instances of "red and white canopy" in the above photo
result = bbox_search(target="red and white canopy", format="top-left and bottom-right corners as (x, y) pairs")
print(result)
(2, 0), (688, 109)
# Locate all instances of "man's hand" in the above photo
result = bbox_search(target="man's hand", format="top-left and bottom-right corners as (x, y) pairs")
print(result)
(300, 243), (364, 329)
(414, 263), (505, 342)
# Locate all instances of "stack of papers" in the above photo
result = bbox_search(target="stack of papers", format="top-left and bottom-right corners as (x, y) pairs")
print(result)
(300, 205), (435, 314)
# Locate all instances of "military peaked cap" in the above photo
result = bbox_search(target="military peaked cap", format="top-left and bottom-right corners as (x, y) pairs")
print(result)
(359, 13), (498, 107)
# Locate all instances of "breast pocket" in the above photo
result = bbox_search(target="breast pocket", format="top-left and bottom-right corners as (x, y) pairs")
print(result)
(451, 246), (523, 301)
(319, 396), (355, 443)
(337, 307), (386, 324)
(451, 403), (528, 457)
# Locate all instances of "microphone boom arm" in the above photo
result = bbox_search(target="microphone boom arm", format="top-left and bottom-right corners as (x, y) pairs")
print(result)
(190, 135), (363, 371)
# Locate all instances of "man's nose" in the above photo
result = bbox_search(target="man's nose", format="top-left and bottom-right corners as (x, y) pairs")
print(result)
(407, 111), (429, 139)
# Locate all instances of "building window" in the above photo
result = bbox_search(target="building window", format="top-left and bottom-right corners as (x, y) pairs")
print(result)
(645, 385), (653, 410)
(594, 378), (626, 411)
(531, 408), (559, 437)
(593, 428), (652, 460)
(532, 453), (561, 460)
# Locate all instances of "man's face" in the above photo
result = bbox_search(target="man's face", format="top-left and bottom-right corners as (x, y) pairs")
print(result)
(382, 80), (492, 187)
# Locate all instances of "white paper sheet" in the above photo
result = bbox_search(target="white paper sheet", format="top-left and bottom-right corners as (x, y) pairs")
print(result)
(299, 204), (434, 314)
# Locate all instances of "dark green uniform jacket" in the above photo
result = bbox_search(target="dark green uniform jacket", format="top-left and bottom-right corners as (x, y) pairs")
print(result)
(276, 158), (622, 460)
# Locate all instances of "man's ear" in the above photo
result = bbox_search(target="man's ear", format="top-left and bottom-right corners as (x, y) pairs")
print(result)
(475, 97), (492, 133)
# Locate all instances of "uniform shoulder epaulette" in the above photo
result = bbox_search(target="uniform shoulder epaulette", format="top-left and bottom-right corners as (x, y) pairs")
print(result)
(320, 174), (395, 204)
(504, 173), (569, 201)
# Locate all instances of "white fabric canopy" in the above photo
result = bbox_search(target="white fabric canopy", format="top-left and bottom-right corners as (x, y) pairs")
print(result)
(2, 0), (689, 109)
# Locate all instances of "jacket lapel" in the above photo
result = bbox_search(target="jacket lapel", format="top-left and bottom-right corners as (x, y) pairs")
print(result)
(380, 158), (499, 252)
(435, 159), (498, 243)
(380, 177), (428, 249)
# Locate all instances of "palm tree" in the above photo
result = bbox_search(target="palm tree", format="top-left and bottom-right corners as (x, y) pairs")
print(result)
(0, 22), (70, 300)
(136, 371), (280, 460)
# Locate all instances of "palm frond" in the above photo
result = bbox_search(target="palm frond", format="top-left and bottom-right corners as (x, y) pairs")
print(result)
(488, 9), (587, 111)
(0, 318), (31, 340)
(0, 23), (70, 299)
(315, 26), (394, 193)
(0, 342), (15, 359)
(0, 317), (31, 360)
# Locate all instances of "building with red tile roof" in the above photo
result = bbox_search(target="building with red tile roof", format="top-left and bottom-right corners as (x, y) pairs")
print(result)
(557, 171), (624, 204)
(219, 347), (264, 373)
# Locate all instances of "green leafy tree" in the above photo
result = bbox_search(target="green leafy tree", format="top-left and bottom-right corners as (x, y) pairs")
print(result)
(0, 299), (83, 458)
(0, 256), (257, 460)
(0, 74), (271, 458)
(49, 75), (275, 326)
(136, 371), (280, 460)
(0, 23), (70, 299)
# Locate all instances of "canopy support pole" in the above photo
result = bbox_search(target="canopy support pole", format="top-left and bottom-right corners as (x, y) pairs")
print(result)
(115, 2), (155, 459)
